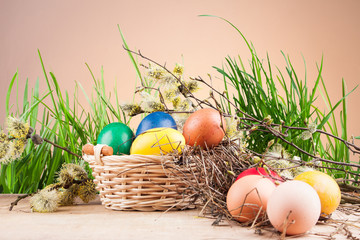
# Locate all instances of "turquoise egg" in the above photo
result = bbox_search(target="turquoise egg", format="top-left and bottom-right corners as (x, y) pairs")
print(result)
(97, 122), (134, 155)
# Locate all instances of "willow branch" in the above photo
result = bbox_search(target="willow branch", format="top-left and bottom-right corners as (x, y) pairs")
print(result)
(275, 125), (360, 155)
(316, 129), (360, 154)
(136, 86), (170, 111)
(315, 165), (360, 178)
(43, 138), (82, 159)
(276, 134), (360, 169)
(193, 76), (261, 123)
(123, 46), (205, 109)
(246, 142), (360, 178)
(9, 194), (31, 211)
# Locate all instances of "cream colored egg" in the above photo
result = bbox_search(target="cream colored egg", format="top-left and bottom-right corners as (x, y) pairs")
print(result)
(266, 180), (321, 235)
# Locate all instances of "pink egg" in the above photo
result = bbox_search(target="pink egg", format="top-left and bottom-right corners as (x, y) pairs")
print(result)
(226, 175), (276, 223)
(266, 180), (321, 235)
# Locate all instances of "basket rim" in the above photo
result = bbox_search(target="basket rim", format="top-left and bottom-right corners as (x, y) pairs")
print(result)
(83, 153), (177, 165)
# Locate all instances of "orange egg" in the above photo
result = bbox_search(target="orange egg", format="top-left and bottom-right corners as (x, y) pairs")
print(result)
(294, 170), (341, 216)
(226, 175), (276, 223)
(182, 108), (226, 148)
(266, 180), (321, 235)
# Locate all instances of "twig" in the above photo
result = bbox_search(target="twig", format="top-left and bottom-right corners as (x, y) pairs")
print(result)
(317, 129), (360, 155)
(275, 134), (360, 169)
(194, 76), (260, 123)
(9, 194), (31, 211)
(278, 125), (360, 155)
(280, 210), (294, 240)
(43, 138), (81, 159)
(315, 165), (360, 178)
(341, 193), (360, 204)
(338, 181), (360, 192)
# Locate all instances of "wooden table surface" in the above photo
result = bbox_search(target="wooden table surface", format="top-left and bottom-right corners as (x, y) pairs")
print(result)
(1, 194), (358, 240)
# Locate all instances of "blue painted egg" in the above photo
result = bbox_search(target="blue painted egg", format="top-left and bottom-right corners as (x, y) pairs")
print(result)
(136, 112), (177, 136)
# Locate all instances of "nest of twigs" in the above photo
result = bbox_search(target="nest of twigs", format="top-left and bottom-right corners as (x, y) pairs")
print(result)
(168, 139), (360, 238)
(172, 140), (254, 223)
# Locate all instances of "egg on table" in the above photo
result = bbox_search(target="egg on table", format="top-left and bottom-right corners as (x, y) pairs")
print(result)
(226, 175), (276, 223)
(136, 111), (177, 136)
(97, 122), (134, 155)
(183, 108), (226, 149)
(294, 170), (341, 216)
(130, 127), (185, 155)
(266, 180), (321, 235)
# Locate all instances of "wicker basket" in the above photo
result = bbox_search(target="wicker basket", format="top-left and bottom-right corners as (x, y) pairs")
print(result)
(83, 144), (198, 211)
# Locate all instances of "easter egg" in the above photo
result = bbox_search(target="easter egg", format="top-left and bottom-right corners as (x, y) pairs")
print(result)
(97, 122), (134, 155)
(183, 108), (226, 148)
(267, 180), (321, 235)
(226, 175), (276, 223)
(236, 167), (283, 184)
(294, 170), (341, 215)
(130, 127), (185, 155)
(136, 112), (177, 136)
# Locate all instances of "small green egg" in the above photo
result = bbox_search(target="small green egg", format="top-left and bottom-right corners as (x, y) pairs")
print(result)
(97, 122), (134, 155)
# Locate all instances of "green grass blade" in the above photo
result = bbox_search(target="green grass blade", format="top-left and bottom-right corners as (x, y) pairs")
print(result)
(6, 71), (18, 116)
(118, 25), (143, 85)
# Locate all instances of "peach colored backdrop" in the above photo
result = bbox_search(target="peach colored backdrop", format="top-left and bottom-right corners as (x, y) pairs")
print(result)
(1, 0), (359, 149)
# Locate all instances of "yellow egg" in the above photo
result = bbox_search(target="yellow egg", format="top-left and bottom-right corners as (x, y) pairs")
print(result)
(130, 127), (185, 155)
(294, 170), (341, 216)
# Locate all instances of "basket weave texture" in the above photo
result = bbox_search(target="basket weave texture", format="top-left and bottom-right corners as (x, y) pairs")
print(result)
(83, 144), (197, 211)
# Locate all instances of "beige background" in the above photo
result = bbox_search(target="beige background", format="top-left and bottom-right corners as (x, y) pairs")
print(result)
(1, 0), (359, 147)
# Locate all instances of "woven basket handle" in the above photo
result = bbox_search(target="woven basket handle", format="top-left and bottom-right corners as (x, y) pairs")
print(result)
(94, 144), (107, 166)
